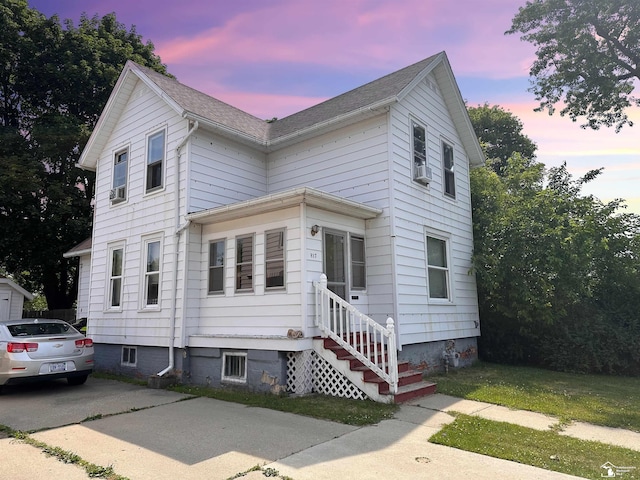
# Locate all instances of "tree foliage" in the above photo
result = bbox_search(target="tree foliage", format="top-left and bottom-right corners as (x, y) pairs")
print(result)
(471, 156), (640, 374)
(0, 0), (169, 308)
(507, 0), (640, 132)
(468, 103), (537, 174)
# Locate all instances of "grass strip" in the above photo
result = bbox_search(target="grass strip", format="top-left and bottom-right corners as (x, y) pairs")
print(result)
(430, 414), (639, 480)
(434, 362), (640, 431)
(169, 384), (398, 426)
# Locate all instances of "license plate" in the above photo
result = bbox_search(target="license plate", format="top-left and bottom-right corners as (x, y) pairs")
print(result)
(49, 362), (67, 373)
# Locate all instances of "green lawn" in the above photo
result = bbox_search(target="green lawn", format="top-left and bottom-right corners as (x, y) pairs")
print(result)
(433, 361), (640, 431)
(430, 414), (639, 480)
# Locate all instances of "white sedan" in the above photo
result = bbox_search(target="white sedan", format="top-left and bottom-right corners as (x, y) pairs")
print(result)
(0, 318), (94, 393)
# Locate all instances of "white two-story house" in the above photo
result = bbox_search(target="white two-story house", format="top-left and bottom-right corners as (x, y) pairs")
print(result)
(70, 51), (483, 403)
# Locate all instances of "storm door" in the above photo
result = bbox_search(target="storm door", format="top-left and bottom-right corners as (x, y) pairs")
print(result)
(323, 230), (347, 300)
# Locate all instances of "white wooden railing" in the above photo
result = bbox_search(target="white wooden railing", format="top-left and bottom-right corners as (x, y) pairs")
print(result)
(313, 274), (398, 394)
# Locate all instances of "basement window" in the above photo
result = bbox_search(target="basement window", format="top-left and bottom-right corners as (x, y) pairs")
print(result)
(121, 346), (137, 367)
(222, 352), (247, 383)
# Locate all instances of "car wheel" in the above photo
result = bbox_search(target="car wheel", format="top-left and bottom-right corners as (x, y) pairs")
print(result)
(67, 374), (89, 386)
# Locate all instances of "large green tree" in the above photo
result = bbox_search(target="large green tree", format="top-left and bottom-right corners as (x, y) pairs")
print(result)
(471, 156), (640, 374)
(507, 0), (640, 132)
(0, 0), (169, 309)
(467, 103), (537, 174)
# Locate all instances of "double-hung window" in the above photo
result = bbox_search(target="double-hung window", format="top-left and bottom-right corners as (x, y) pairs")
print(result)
(443, 141), (455, 198)
(108, 245), (124, 309)
(350, 235), (366, 290)
(265, 229), (285, 289)
(235, 235), (254, 292)
(426, 235), (450, 300)
(146, 130), (165, 192)
(208, 239), (225, 294)
(112, 149), (128, 203)
(144, 239), (161, 306)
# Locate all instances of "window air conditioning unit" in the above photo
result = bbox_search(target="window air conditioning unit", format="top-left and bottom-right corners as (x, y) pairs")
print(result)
(415, 164), (432, 184)
(110, 186), (126, 203)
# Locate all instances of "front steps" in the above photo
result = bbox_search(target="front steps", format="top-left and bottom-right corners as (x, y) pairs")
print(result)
(314, 337), (437, 403)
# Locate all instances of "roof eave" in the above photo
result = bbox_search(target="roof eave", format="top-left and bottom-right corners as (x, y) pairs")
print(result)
(186, 187), (382, 224)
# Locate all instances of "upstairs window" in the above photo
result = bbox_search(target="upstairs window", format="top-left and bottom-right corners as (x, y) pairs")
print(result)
(208, 239), (225, 294)
(146, 130), (165, 192)
(144, 239), (161, 306)
(111, 149), (128, 203)
(236, 235), (254, 292)
(443, 142), (455, 198)
(426, 235), (450, 300)
(265, 229), (285, 289)
(350, 235), (366, 290)
(412, 122), (426, 167)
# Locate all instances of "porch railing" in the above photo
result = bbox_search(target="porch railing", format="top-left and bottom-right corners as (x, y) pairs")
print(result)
(313, 274), (398, 394)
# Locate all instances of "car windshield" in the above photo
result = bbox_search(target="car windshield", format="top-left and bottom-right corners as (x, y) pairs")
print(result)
(7, 322), (74, 337)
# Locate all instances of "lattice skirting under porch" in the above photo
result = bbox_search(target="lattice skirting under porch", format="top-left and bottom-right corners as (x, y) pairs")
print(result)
(286, 350), (367, 400)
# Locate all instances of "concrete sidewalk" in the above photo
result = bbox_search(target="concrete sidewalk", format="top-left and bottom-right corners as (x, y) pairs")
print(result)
(409, 393), (640, 452)
(3, 386), (638, 480)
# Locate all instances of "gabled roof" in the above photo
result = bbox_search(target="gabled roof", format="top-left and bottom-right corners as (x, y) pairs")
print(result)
(0, 278), (34, 301)
(79, 52), (484, 169)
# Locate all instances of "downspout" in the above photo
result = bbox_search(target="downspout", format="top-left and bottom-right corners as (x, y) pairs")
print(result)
(157, 120), (199, 377)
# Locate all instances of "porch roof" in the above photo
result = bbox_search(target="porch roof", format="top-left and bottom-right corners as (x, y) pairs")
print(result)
(186, 187), (382, 224)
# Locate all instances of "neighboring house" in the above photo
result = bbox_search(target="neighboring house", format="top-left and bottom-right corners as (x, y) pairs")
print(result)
(0, 278), (34, 321)
(72, 51), (483, 402)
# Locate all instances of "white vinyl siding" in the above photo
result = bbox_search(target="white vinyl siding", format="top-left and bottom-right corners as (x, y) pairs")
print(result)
(388, 72), (479, 344)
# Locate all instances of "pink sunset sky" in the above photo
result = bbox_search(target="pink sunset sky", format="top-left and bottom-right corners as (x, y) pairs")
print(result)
(28, 0), (640, 213)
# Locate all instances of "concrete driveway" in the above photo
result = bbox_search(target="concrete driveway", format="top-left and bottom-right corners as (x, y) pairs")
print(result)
(0, 377), (584, 480)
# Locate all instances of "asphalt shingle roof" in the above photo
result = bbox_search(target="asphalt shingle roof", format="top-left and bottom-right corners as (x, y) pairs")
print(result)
(134, 53), (441, 145)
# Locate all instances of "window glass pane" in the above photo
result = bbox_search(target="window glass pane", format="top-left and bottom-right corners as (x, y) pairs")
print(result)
(148, 132), (164, 163)
(236, 236), (253, 291)
(443, 143), (454, 169)
(147, 241), (160, 272)
(350, 236), (365, 290)
(413, 123), (426, 165)
(428, 268), (448, 298)
(265, 231), (285, 288)
(209, 268), (224, 292)
(147, 273), (159, 304)
(209, 241), (224, 267)
(112, 248), (123, 276)
(111, 278), (121, 307)
(114, 151), (127, 188)
(427, 237), (447, 267)
(325, 233), (345, 283)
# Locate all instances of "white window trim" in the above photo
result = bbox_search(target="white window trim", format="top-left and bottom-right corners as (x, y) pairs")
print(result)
(121, 346), (137, 367)
(264, 228), (286, 291)
(144, 127), (167, 195)
(424, 229), (454, 304)
(221, 351), (247, 384)
(105, 242), (125, 312)
(140, 235), (163, 311)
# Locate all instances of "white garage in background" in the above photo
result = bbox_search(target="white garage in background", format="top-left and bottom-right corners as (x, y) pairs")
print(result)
(0, 278), (34, 321)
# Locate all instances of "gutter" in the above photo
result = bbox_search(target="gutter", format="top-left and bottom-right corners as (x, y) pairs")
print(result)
(157, 119), (199, 377)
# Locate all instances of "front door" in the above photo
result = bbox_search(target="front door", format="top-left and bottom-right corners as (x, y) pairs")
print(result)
(323, 230), (347, 300)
